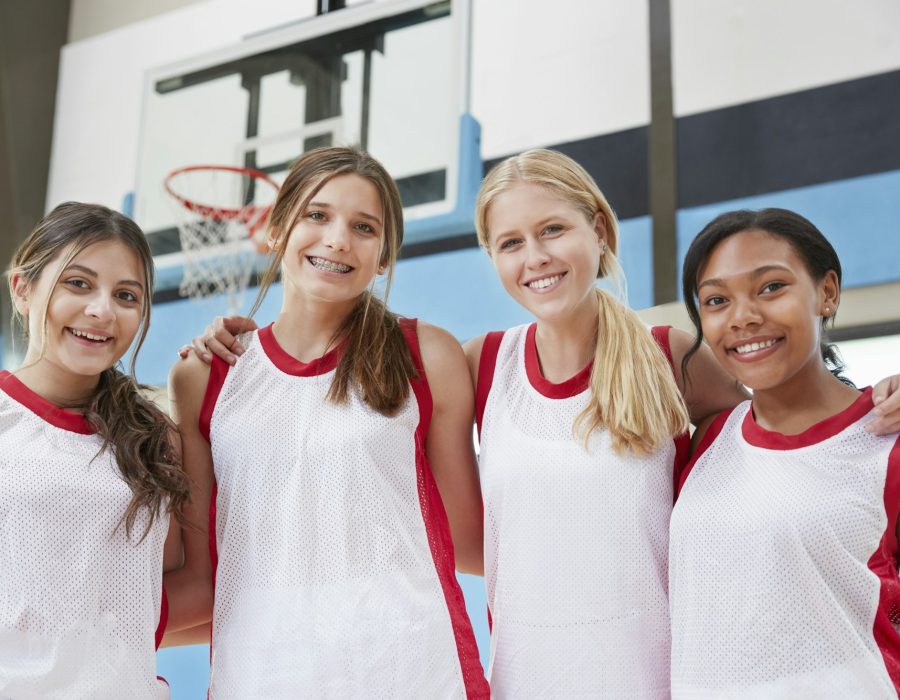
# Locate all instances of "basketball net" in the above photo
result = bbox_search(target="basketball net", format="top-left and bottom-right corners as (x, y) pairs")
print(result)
(165, 165), (280, 315)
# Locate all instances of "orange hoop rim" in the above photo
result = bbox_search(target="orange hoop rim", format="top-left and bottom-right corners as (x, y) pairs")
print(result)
(164, 164), (281, 225)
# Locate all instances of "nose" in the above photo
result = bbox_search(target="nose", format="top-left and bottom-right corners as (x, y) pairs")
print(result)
(84, 293), (116, 324)
(524, 239), (551, 269)
(729, 295), (763, 329)
(322, 219), (351, 251)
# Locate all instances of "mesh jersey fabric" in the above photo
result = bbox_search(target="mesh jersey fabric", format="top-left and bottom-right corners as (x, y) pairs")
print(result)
(670, 389), (900, 700)
(477, 323), (681, 699)
(201, 320), (487, 699)
(0, 371), (169, 700)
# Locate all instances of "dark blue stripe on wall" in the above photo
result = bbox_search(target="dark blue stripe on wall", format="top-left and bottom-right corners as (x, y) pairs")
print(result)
(677, 69), (900, 208)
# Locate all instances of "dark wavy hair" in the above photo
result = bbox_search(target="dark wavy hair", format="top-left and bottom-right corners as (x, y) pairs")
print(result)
(7, 201), (190, 538)
(681, 207), (853, 387)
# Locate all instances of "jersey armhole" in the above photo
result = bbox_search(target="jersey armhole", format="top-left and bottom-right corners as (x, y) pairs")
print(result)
(399, 317), (434, 437)
(476, 331), (505, 439)
(199, 356), (230, 443)
(650, 325), (675, 370)
(675, 407), (735, 500)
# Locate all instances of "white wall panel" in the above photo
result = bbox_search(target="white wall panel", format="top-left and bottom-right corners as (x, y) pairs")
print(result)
(672, 0), (900, 116)
(472, 0), (650, 157)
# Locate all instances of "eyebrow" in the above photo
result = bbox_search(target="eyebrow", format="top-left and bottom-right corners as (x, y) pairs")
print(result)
(65, 263), (145, 291)
(307, 201), (383, 227)
(698, 264), (793, 291)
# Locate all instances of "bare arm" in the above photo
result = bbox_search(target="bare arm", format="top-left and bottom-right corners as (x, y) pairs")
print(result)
(161, 354), (217, 645)
(418, 323), (485, 576)
(668, 327), (749, 425)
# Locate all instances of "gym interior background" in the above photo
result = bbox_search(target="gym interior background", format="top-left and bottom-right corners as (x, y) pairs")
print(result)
(1, 1), (899, 696)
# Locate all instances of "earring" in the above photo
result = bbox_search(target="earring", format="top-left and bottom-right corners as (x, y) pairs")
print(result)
(824, 305), (831, 316)
(599, 241), (607, 255)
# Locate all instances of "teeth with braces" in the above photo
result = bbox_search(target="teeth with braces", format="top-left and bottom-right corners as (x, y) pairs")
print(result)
(735, 338), (777, 354)
(309, 257), (351, 273)
(71, 329), (110, 341)
(528, 274), (563, 290)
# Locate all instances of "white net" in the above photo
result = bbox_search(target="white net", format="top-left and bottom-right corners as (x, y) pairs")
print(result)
(165, 166), (279, 314)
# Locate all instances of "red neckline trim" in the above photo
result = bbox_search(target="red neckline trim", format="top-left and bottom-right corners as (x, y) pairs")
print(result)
(742, 386), (873, 449)
(524, 323), (592, 399)
(0, 370), (94, 434)
(258, 323), (343, 376)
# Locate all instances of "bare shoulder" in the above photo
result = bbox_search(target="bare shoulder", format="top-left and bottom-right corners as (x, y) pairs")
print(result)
(168, 352), (213, 417)
(462, 334), (487, 386)
(414, 321), (471, 399)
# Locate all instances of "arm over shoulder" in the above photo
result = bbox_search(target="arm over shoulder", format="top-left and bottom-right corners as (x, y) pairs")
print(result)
(418, 322), (484, 575)
(161, 355), (216, 642)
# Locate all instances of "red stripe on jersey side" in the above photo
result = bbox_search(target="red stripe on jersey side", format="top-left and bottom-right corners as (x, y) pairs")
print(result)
(400, 318), (490, 698)
(868, 435), (900, 691)
(154, 583), (169, 649)
(199, 356), (230, 443)
(649, 326), (692, 493)
(475, 331), (504, 439)
(676, 407), (736, 499)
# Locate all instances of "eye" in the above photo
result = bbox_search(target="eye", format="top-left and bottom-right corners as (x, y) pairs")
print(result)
(355, 222), (376, 234)
(498, 237), (521, 251)
(701, 295), (728, 307)
(63, 277), (90, 290)
(541, 224), (563, 236)
(306, 211), (326, 221)
(761, 281), (786, 294)
(116, 290), (140, 304)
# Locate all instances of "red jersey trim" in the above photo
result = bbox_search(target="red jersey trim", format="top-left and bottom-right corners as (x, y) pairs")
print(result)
(199, 356), (230, 443)
(676, 407), (736, 498)
(869, 435), (900, 691)
(475, 331), (504, 439)
(258, 322), (343, 376)
(154, 584), (169, 649)
(400, 318), (489, 698)
(0, 370), (94, 434)
(524, 323), (592, 399)
(742, 387), (874, 450)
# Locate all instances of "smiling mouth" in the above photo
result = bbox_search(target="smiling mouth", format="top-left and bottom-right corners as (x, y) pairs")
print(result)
(67, 328), (112, 343)
(307, 256), (353, 274)
(731, 338), (782, 355)
(526, 272), (566, 290)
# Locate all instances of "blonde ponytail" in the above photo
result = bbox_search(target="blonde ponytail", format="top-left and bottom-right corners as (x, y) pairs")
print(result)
(575, 288), (689, 454)
(477, 148), (689, 454)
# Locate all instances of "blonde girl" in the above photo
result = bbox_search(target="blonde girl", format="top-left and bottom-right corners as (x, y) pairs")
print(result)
(0, 202), (191, 698)
(170, 147), (488, 698)
(468, 150), (900, 698)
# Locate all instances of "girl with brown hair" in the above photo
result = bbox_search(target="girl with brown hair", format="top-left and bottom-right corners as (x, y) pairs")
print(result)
(0, 202), (191, 698)
(170, 147), (488, 697)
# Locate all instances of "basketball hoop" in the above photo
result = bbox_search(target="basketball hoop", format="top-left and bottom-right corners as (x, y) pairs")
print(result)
(164, 165), (280, 314)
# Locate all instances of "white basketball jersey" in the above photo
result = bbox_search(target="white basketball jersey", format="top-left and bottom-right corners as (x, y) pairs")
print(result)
(670, 390), (900, 699)
(201, 320), (487, 699)
(476, 323), (687, 699)
(0, 371), (169, 700)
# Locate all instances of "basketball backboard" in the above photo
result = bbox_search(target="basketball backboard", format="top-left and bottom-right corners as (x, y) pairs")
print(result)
(134, 0), (479, 297)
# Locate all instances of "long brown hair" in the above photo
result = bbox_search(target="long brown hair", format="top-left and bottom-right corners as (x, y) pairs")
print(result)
(476, 149), (689, 454)
(7, 201), (190, 538)
(248, 147), (416, 415)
